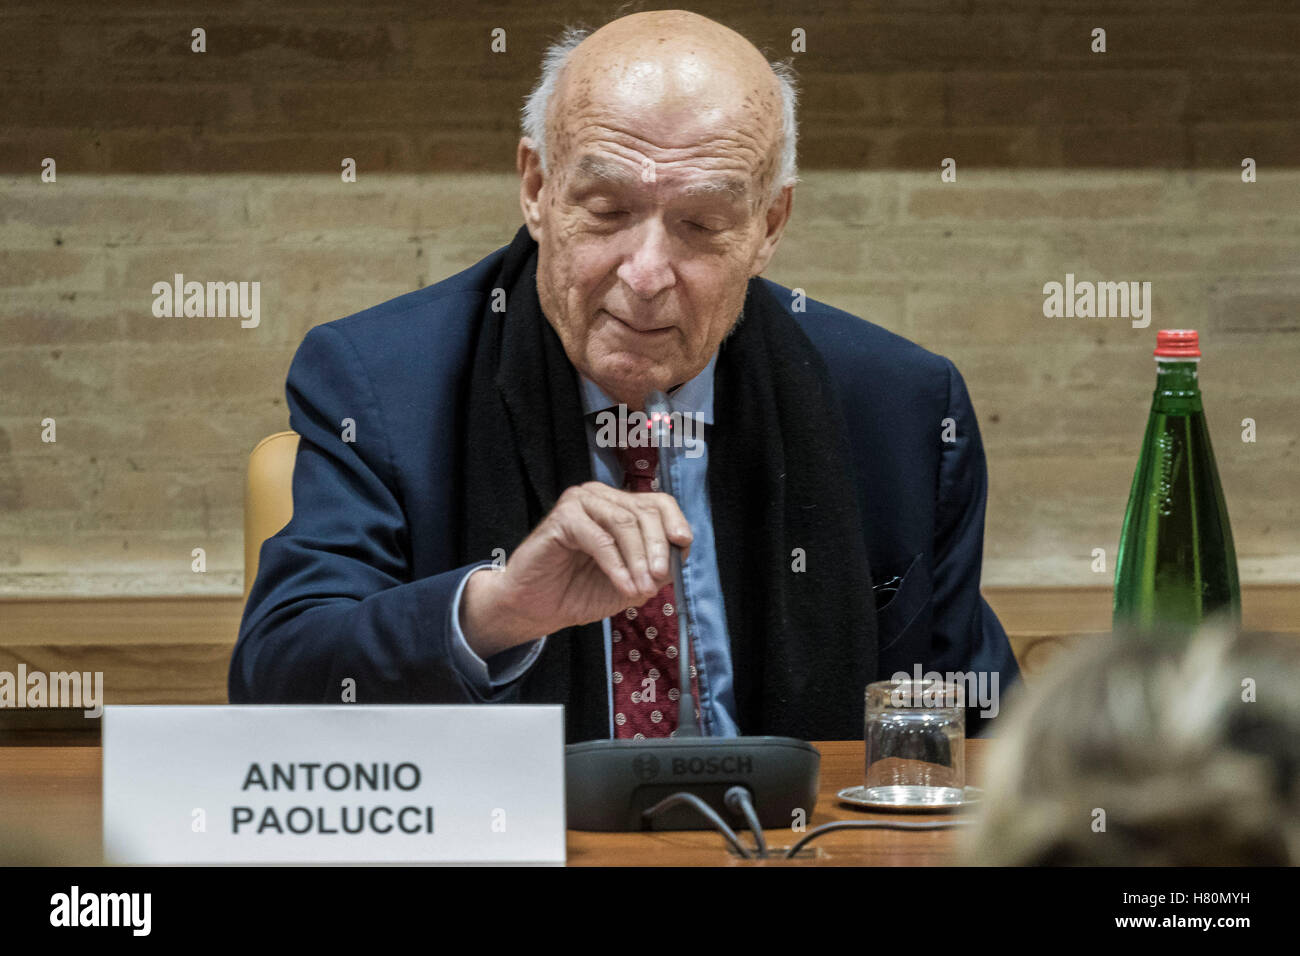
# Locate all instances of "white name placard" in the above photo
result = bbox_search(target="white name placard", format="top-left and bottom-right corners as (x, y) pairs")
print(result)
(102, 705), (565, 864)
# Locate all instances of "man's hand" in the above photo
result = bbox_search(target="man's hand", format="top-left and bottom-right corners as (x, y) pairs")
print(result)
(459, 482), (693, 659)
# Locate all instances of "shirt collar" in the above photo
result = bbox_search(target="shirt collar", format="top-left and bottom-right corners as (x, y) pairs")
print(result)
(578, 351), (717, 426)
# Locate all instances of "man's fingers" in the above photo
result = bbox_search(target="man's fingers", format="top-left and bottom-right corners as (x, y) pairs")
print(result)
(645, 492), (693, 550)
(575, 492), (657, 595)
(581, 482), (691, 569)
(553, 500), (641, 599)
(635, 499), (670, 578)
(547, 483), (693, 604)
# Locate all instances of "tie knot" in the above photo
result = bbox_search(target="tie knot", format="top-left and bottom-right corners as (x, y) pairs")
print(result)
(613, 444), (659, 489)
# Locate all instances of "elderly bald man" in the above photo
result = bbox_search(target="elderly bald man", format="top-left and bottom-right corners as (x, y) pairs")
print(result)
(231, 10), (1020, 742)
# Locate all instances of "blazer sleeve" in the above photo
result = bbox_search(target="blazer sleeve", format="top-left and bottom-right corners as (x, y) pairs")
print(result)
(930, 357), (1021, 732)
(229, 323), (522, 704)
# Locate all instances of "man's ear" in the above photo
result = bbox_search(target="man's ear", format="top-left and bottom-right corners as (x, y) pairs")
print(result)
(749, 185), (794, 277)
(518, 137), (546, 243)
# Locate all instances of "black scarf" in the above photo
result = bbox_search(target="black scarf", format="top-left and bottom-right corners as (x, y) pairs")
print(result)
(458, 225), (877, 743)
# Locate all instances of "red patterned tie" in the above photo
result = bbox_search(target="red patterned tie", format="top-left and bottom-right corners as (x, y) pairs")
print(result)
(610, 443), (702, 739)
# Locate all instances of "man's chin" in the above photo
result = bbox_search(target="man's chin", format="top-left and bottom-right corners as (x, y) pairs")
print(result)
(589, 356), (674, 405)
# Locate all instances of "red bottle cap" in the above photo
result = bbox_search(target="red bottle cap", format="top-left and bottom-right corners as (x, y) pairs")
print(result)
(1154, 329), (1200, 358)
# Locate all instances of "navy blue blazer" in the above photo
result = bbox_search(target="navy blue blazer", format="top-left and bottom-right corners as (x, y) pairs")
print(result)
(230, 237), (1021, 731)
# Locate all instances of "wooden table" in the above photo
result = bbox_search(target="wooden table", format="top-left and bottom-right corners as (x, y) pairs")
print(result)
(0, 739), (985, 866)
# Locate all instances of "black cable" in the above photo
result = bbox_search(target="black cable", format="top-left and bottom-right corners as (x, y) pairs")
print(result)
(642, 792), (973, 861)
(785, 818), (976, 859)
(724, 786), (768, 858)
(642, 792), (752, 859)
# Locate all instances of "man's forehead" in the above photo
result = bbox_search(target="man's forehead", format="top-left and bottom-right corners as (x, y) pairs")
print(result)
(571, 153), (751, 203)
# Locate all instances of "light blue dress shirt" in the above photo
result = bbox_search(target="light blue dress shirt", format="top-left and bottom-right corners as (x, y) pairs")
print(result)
(446, 353), (740, 737)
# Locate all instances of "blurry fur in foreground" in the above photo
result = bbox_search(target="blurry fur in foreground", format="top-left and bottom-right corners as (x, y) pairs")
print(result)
(965, 620), (1300, 865)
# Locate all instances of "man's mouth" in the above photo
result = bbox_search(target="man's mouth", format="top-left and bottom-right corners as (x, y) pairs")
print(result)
(601, 309), (673, 336)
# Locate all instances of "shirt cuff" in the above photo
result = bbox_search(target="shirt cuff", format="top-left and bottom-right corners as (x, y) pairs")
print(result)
(448, 564), (547, 695)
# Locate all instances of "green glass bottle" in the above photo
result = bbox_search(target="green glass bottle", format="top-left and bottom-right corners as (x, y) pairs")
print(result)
(1113, 329), (1241, 635)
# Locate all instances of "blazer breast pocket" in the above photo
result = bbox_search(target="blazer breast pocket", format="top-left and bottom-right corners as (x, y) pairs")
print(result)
(873, 552), (933, 671)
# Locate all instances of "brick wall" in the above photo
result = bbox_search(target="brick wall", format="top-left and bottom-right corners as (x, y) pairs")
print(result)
(1, 2), (1297, 595)
(2, 1), (1298, 172)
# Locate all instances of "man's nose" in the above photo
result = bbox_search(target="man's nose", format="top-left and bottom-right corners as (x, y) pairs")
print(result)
(616, 218), (676, 301)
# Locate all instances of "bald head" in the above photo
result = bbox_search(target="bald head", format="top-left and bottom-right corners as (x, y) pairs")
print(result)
(523, 11), (798, 204)
(516, 10), (798, 411)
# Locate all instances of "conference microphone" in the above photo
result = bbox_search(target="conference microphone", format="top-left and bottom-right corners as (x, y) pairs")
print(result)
(643, 388), (700, 738)
(565, 390), (820, 833)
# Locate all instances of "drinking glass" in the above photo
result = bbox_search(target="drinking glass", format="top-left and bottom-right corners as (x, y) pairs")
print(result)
(863, 678), (965, 807)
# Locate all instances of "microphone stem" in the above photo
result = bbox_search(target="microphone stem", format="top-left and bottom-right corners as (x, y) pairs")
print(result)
(646, 390), (701, 737)
(668, 543), (700, 737)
